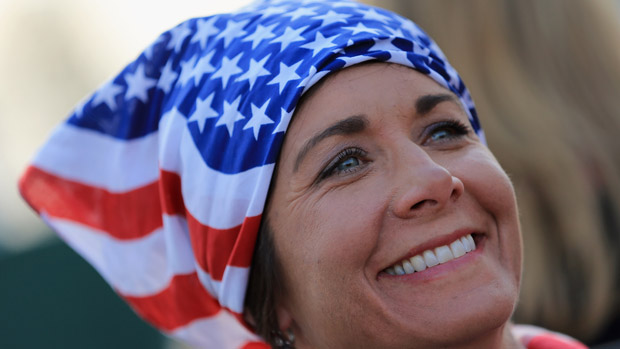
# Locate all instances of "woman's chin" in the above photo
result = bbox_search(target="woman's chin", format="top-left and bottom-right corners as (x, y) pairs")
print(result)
(373, 256), (519, 347)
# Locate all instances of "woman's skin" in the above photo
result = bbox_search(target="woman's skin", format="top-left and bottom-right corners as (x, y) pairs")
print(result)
(266, 63), (523, 348)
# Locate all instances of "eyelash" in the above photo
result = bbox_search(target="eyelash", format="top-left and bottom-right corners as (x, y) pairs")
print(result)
(423, 120), (470, 144)
(318, 147), (368, 181)
(317, 119), (471, 182)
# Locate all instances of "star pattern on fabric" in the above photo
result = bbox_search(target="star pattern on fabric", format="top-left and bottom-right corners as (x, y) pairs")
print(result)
(211, 52), (244, 88)
(157, 61), (178, 94)
(144, 34), (166, 60)
(272, 107), (292, 134)
(190, 17), (219, 49)
(242, 23), (278, 49)
(369, 38), (402, 53)
(188, 93), (219, 132)
(284, 7), (318, 22)
(215, 96), (245, 137)
(191, 51), (216, 86)
(167, 23), (192, 52)
(215, 19), (250, 47)
(237, 54), (272, 89)
(300, 31), (339, 57)
(359, 8), (394, 23)
(267, 61), (302, 93)
(68, 0), (477, 173)
(243, 100), (274, 140)
(177, 55), (198, 86)
(271, 26), (309, 50)
(91, 80), (123, 110)
(342, 22), (381, 35)
(124, 64), (157, 102)
(313, 10), (351, 26)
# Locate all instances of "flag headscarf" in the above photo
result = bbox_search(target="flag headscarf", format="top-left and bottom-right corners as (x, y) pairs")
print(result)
(19, 0), (482, 346)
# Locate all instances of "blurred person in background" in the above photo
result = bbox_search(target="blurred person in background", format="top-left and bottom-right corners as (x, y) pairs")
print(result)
(367, 0), (620, 346)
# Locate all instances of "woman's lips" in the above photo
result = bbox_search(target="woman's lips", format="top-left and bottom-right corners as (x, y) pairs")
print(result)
(384, 233), (479, 276)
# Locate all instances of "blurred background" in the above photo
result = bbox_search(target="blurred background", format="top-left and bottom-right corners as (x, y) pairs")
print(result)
(2, 0), (620, 347)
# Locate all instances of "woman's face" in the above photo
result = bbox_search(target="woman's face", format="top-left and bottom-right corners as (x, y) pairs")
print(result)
(267, 63), (522, 348)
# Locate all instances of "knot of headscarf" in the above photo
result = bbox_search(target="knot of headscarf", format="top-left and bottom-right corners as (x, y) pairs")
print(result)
(19, 0), (481, 346)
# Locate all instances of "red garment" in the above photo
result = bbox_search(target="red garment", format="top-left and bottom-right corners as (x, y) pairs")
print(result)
(512, 324), (588, 349)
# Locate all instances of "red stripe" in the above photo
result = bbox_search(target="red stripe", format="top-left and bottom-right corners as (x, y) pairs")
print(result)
(187, 212), (261, 281)
(159, 170), (185, 215)
(123, 272), (221, 331)
(19, 166), (162, 240)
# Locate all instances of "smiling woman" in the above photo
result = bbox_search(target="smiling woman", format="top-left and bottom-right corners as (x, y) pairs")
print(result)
(257, 63), (522, 347)
(18, 0), (587, 348)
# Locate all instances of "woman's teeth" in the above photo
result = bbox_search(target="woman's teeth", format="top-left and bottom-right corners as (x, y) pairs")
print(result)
(385, 234), (476, 276)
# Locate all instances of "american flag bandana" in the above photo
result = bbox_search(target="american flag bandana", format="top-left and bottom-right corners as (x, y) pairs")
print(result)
(20, 0), (483, 347)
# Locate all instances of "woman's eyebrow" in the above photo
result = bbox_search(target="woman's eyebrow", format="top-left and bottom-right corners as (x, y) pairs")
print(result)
(416, 93), (458, 115)
(294, 115), (368, 172)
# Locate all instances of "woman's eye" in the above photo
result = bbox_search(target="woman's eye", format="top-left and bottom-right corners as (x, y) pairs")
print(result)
(318, 147), (367, 182)
(425, 120), (470, 144)
(336, 157), (360, 172)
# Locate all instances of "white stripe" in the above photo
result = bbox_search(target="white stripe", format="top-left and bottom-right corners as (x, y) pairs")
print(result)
(44, 214), (195, 296)
(170, 311), (262, 348)
(159, 105), (274, 229)
(32, 123), (160, 192)
(195, 265), (249, 314)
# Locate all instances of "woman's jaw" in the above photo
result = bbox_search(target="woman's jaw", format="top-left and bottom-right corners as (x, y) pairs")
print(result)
(267, 63), (522, 348)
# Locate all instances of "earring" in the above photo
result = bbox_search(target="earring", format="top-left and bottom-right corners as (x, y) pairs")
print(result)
(273, 328), (295, 348)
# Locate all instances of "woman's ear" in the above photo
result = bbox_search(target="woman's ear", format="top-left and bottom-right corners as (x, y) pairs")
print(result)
(276, 303), (293, 331)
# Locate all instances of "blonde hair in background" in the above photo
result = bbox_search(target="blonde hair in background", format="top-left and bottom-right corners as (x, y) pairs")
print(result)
(364, 0), (620, 342)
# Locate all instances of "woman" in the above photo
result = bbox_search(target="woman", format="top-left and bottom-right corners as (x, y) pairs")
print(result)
(19, 0), (586, 347)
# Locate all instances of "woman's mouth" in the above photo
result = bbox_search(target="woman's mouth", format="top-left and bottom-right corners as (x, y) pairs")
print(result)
(384, 234), (477, 276)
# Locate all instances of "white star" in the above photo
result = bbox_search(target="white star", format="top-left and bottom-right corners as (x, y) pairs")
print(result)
(300, 32), (339, 57)
(385, 26), (406, 38)
(243, 100), (274, 140)
(216, 96), (245, 137)
(190, 17), (219, 49)
(188, 93), (219, 132)
(368, 38), (401, 52)
(237, 54), (272, 89)
(177, 55), (198, 86)
(313, 10), (351, 27)
(242, 23), (278, 49)
(167, 22), (192, 52)
(359, 8), (393, 23)
(271, 25), (309, 51)
(191, 50), (216, 86)
(267, 61), (302, 94)
(124, 64), (157, 103)
(272, 107), (292, 134)
(157, 61), (178, 94)
(211, 52), (243, 88)
(92, 80), (123, 111)
(215, 19), (250, 47)
(284, 7), (317, 21)
(342, 22), (380, 35)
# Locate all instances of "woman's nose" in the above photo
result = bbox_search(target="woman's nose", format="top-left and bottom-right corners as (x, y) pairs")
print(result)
(391, 155), (464, 219)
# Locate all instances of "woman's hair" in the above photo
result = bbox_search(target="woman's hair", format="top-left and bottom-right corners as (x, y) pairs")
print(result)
(245, 219), (283, 345)
(366, 0), (620, 343)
